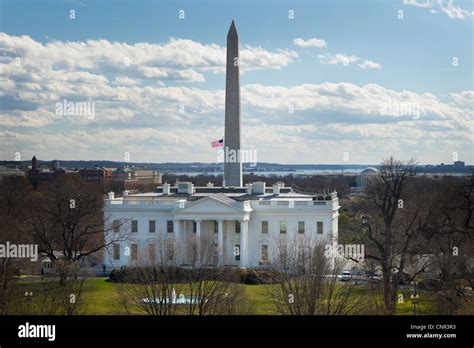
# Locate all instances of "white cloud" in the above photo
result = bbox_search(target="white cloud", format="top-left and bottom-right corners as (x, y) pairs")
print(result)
(113, 76), (140, 86)
(403, 0), (432, 9)
(293, 38), (327, 48)
(0, 33), (298, 85)
(358, 60), (382, 69)
(0, 33), (471, 164)
(318, 53), (359, 65)
(403, 0), (473, 20)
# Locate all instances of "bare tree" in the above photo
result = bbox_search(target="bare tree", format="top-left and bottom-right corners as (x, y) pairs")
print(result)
(26, 175), (129, 286)
(115, 234), (254, 315)
(0, 176), (33, 314)
(267, 235), (362, 315)
(419, 175), (474, 314)
(360, 157), (441, 314)
(183, 234), (251, 315)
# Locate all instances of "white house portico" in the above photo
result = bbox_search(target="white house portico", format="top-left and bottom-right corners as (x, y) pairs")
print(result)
(171, 194), (253, 267)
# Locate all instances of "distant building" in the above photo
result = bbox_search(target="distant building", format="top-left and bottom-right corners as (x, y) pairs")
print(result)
(79, 167), (113, 184)
(454, 161), (465, 170)
(356, 167), (379, 187)
(111, 167), (162, 193)
(130, 169), (162, 185)
(27, 156), (77, 188)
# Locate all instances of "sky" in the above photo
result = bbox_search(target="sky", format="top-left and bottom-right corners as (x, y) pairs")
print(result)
(0, 0), (472, 165)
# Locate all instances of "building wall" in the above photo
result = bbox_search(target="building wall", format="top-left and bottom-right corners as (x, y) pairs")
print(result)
(103, 199), (338, 269)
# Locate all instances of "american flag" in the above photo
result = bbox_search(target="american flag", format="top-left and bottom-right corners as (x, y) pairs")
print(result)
(211, 138), (224, 148)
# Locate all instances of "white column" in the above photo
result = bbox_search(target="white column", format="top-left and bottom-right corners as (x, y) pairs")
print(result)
(239, 220), (248, 269)
(195, 219), (201, 266)
(217, 220), (224, 266)
(173, 219), (181, 265)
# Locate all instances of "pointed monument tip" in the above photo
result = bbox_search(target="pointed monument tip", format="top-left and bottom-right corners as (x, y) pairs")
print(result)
(228, 20), (237, 35)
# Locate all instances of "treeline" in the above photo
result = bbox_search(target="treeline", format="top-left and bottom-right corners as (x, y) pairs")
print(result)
(162, 173), (354, 197)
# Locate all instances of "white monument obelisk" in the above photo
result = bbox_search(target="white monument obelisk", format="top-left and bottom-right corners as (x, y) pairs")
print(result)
(223, 20), (243, 187)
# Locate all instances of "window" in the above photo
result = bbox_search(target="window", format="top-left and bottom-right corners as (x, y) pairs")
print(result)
(113, 243), (120, 260)
(298, 221), (305, 234)
(214, 221), (218, 233)
(235, 221), (241, 234)
(149, 220), (156, 233)
(279, 221), (287, 234)
(131, 243), (138, 260)
(261, 245), (269, 264)
(166, 243), (174, 261)
(131, 220), (138, 233)
(234, 244), (240, 261)
(113, 220), (120, 233)
(261, 221), (268, 234)
(167, 220), (174, 233)
(148, 244), (156, 263)
(317, 221), (323, 234)
(193, 221), (197, 233)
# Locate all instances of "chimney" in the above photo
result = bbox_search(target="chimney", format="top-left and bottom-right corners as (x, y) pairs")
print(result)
(273, 183), (281, 195)
(163, 182), (171, 195)
(252, 182), (266, 195)
(107, 191), (115, 200)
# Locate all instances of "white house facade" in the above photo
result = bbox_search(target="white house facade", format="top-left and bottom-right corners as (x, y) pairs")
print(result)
(103, 181), (340, 269)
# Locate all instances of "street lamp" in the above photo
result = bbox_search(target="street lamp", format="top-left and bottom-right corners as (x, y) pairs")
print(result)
(410, 282), (419, 315)
(24, 291), (33, 314)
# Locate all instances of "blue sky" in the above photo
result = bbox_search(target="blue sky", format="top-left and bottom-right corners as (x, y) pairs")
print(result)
(0, 0), (472, 164)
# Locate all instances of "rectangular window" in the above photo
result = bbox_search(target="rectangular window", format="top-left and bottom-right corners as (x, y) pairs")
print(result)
(166, 243), (174, 261)
(167, 220), (174, 233)
(261, 221), (268, 234)
(317, 221), (323, 234)
(298, 221), (305, 234)
(149, 220), (155, 233)
(234, 244), (240, 261)
(113, 220), (120, 233)
(131, 220), (138, 233)
(148, 244), (156, 263)
(214, 221), (218, 233)
(131, 243), (138, 260)
(193, 221), (197, 233)
(279, 221), (287, 234)
(113, 243), (120, 260)
(235, 221), (240, 234)
(261, 245), (269, 264)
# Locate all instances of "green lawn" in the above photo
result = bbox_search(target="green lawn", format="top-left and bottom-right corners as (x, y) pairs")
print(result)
(12, 277), (435, 315)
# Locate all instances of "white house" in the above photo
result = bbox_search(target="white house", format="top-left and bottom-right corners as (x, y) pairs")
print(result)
(103, 181), (339, 269)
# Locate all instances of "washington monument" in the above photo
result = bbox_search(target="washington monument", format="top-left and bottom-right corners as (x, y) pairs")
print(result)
(223, 20), (243, 187)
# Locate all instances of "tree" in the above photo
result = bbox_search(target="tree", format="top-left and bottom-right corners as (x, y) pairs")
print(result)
(267, 235), (362, 315)
(26, 175), (128, 286)
(0, 176), (32, 314)
(419, 175), (474, 314)
(360, 157), (441, 314)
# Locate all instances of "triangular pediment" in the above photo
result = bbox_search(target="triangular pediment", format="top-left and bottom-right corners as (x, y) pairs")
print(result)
(173, 195), (243, 215)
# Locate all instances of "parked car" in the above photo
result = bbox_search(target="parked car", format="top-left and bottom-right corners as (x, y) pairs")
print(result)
(337, 271), (352, 281)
